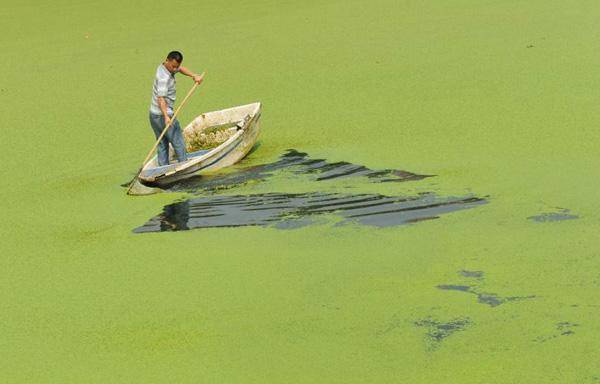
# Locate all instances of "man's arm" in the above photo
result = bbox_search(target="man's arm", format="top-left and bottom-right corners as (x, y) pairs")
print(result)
(157, 97), (171, 126)
(179, 66), (204, 84)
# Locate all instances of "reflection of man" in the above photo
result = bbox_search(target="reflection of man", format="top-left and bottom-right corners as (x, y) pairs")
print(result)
(149, 51), (203, 166)
(160, 200), (190, 231)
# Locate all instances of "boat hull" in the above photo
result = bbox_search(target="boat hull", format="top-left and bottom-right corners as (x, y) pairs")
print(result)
(138, 102), (261, 187)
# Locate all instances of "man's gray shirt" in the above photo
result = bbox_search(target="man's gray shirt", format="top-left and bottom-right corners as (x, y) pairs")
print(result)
(149, 64), (178, 116)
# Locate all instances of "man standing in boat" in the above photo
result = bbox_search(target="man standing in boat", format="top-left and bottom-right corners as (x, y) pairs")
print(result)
(149, 51), (204, 166)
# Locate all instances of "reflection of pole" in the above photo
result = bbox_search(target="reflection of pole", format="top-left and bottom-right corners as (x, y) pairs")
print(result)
(160, 201), (190, 231)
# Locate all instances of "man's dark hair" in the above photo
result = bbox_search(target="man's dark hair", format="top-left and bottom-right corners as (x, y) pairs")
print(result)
(167, 51), (183, 63)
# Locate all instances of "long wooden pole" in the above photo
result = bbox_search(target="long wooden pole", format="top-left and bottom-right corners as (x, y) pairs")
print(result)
(126, 72), (205, 194)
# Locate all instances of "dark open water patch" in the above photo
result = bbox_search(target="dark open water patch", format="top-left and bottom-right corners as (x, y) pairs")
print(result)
(160, 149), (433, 193)
(133, 149), (487, 233)
(437, 283), (535, 307)
(528, 208), (578, 222)
(134, 192), (486, 233)
(535, 322), (580, 343)
(459, 270), (484, 279)
(414, 317), (471, 350)
(556, 321), (579, 335)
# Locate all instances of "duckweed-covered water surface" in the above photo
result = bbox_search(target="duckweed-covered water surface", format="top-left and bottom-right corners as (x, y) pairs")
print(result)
(3, 0), (599, 383)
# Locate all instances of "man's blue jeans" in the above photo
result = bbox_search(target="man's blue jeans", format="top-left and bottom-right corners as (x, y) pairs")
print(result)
(149, 112), (188, 166)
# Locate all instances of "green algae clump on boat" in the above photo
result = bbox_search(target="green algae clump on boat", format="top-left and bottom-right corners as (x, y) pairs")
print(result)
(184, 126), (236, 151)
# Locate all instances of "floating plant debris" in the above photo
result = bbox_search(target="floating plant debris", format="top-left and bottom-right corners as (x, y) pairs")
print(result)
(134, 192), (486, 233)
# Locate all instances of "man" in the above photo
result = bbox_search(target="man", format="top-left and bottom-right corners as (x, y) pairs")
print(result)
(149, 51), (203, 166)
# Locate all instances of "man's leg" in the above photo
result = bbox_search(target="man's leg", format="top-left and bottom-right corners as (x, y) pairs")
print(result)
(165, 118), (188, 163)
(149, 113), (170, 166)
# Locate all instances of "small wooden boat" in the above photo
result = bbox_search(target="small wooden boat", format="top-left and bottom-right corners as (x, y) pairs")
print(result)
(138, 102), (261, 187)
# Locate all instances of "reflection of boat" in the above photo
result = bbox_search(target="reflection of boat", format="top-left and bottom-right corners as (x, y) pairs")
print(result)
(138, 102), (261, 187)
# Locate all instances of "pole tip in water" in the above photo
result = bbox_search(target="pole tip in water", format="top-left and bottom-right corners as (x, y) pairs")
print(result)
(127, 179), (162, 196)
